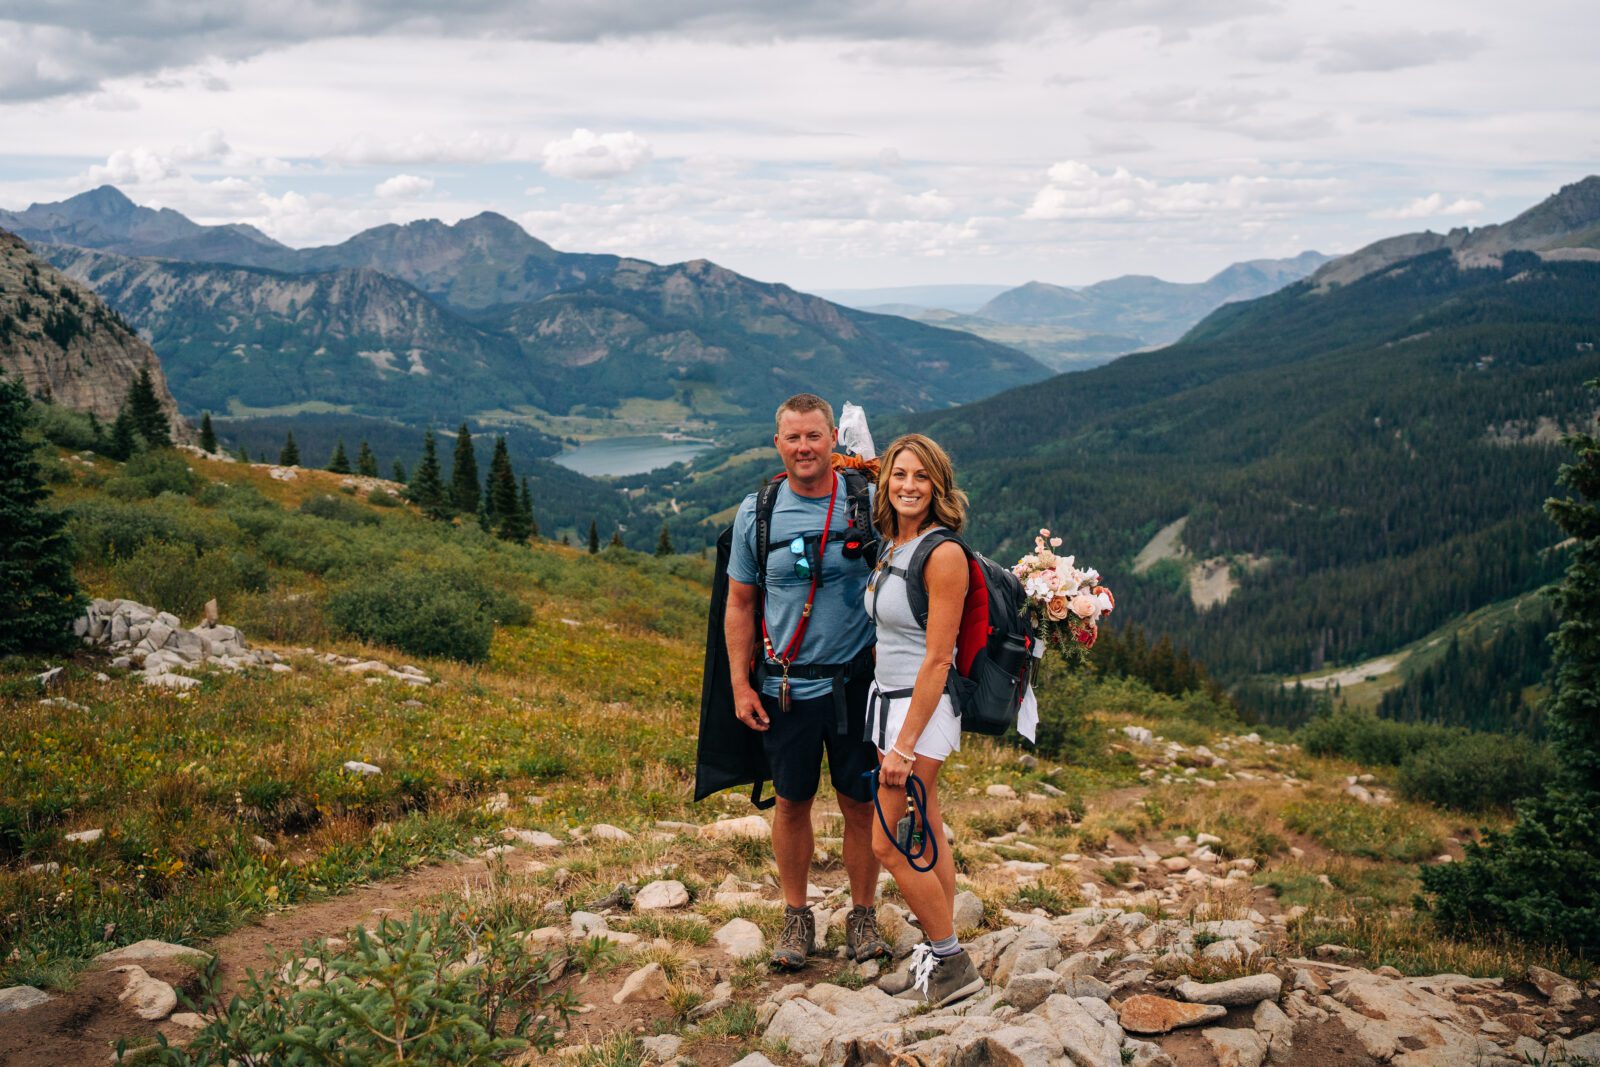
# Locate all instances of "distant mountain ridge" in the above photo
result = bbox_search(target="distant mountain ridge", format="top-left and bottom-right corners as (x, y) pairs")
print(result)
(975, 250), (1332, 345)
(37, 215), (1049, 426)
(0, 186), (286, 265)
(1311, 176), (1600, 289)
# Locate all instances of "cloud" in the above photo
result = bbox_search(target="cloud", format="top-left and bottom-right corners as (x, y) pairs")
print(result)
(328, 131), (527, 165)
(542, 129), (654, 180)
(1372, 192), (1484, 220)
(374, 173), (435, 199)
(1318, 30), (1483, 74)
(1023, 160), (1342, 221)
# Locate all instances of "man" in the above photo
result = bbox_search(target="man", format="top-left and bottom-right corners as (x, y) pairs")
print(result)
(725, 393), (888, 969)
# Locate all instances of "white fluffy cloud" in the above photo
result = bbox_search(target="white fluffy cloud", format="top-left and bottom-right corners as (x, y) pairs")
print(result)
(1372, 193), (1485, 220)
(374, 173), (435, 199)
(1023, 161), (1343, 221)
(84, 147), (177, 185)
(541, 129), (654, 180)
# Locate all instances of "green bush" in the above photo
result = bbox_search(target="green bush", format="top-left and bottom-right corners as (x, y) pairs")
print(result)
(65, 497), (236, 563)
(367, 486), (401, 507)
(103, 450), (201, 499)
(1397, 732), (1557, 812)
(300, 492), (381, 526)
(145, 912), (570, 1065)
(110, 541), (269, 619)
(326, 568), (528, 662)
(27, 400), (101, 451)
(1298, 708), (1462, 766)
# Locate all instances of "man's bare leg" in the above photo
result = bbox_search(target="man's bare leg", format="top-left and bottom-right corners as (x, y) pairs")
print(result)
(837, 794), (881, 906)
(772, 795), (816, 908)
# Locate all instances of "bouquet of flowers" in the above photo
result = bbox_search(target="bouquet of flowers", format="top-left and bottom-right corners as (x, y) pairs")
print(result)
(1012, 528), (1114, 668)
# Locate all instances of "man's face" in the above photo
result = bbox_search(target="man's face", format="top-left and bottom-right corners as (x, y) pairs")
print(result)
(774, 409), (836, 483)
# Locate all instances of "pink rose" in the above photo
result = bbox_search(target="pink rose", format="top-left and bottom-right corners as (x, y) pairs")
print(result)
(1069, 593), (1096, 619)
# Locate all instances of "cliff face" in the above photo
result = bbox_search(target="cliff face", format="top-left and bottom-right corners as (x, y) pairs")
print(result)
(0, 229), (186, 434)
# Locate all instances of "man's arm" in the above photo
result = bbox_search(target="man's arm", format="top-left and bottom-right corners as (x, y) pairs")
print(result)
(725, 578), (769, 731)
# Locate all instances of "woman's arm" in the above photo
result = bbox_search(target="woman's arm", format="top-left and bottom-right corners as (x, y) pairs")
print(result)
(881, 540), (968, 786)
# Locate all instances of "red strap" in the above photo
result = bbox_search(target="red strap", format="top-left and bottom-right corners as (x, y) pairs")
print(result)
(761, 473), (840, 669)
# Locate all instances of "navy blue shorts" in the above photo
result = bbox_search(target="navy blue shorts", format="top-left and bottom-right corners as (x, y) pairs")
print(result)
(760, 670), (877, 804)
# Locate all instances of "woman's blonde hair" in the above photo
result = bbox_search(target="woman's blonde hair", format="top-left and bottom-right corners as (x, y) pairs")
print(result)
(872, 433), (968, 538)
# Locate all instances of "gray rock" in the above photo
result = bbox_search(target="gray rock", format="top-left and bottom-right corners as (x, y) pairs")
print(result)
(633, 879), (689, 911)
(612, 962), (670, 1004)
(0, 986), (51, 1014)
(115, 965), (177, 1020)
(1003, 969), (1061, 1011)
(729, 1055), (779, 1067)
(1177, 973), (1283, 1006)
(1034, 994), (1123, 1067)
(688, 995), (733, 1021)
(1123, 1039), (1177, 1067)
(342, 760), (382, 775)
(1202, 1026), (1269, 1067)
(95, 940), (211, 965)
(1253, 998), (1294, 1062)
(1060, 974), (1113, 999)
(639, 1034), (682, 1063)
(953, 889), (985, 930)
(714, 917), (764, 959)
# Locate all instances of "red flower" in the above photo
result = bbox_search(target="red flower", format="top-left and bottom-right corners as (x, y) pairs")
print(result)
(1073, 625), (1097, 648)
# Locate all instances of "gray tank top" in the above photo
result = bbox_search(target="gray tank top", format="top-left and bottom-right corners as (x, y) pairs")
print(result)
(867, 527), (955, 689)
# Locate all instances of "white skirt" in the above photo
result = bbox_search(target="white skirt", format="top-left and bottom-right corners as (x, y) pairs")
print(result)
(864, 683), (962, 762)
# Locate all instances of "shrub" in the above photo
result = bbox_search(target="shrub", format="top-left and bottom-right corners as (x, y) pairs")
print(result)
(366, 486), (401, 507)
(66, 498), (236, 562)
(103, 449), (201, 499)
(300, 493), (381, 526)
(109, 540), (269, 620)
(27, 400), (100, 451)
(1298, 708), (1462, 766)
(1397, 732), (1557, 812)
(326, 568), (526, 662)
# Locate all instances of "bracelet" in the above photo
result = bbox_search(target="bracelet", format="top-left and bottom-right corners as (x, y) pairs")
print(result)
(891, 746), (915, 763)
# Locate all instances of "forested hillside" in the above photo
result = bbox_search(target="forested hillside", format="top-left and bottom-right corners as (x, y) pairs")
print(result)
(911, 250), (1600, 679)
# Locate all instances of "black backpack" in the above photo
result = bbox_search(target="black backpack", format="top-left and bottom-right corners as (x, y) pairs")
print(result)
(694, 467), (875, 807)
(887, 529), (1037, 737)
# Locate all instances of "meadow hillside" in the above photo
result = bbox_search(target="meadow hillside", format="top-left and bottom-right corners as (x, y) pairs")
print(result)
(2, 413), (1597, 1065)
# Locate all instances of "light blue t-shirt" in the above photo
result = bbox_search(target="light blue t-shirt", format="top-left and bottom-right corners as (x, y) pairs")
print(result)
(727, 474), (876, 699)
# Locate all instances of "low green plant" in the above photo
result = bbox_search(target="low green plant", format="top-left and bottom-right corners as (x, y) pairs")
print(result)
(1396, 732), (1556, 812)
(325, 568), (513, 662)
(1282, 796), (1441, 862)
(104, 450), (201, 500)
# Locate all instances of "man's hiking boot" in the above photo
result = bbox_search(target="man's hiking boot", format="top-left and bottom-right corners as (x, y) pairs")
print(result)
(770, 905), (814, 971)
(846, 905), (889, 962)
(907, 944), (984, 1007)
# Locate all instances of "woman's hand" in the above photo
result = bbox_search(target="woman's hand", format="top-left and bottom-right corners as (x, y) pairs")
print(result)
(880, 745), (915, 788)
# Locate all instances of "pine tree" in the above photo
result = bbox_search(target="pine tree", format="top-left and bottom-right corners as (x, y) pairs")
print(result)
(392, 458), (407, 484)
(587, 519), (600, 555)
(476, 496), (492, 532)
(125, 364), (171, 449)
(609, 528), (625, 549)
(107, 408), (136, 460)
(279, 431), (300, 467)
(656, 519), (673, 557)
(326, 439), (351, 474)
(1422, 400), (1600, 953)
(235, 444), (250, 464)
(198, 412), (217, 453)
(356, 440), (379, 478)
(486, 437), (521, 539)
(0, 375), (83, 654)
(407, 429), (448, 519)
(561, 532), (572, 546)
(449, 423), (479, 515)
(518, 476), (538, 539)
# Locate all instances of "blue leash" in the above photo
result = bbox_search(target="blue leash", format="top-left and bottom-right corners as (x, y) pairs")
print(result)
(863, 767), (939, 873)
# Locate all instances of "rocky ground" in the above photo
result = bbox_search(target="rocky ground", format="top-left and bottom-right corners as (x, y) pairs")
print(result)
(1, 725), (1596, 1065)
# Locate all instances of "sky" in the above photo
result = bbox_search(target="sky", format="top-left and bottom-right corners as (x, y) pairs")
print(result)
(0, 1), (1596, 291)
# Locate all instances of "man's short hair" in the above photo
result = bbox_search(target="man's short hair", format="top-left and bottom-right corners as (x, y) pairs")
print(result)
(774, 393), (835, 432)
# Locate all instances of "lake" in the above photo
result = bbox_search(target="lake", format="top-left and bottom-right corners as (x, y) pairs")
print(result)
(551, 435), (714, 477)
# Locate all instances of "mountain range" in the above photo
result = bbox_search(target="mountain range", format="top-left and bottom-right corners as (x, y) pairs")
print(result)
(7, 187), (1049, 432)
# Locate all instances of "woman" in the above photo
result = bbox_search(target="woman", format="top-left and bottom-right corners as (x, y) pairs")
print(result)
(864, 433), (984, 1007)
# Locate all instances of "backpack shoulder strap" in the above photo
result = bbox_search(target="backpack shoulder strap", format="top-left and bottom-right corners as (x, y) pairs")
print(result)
(903, 528), (970, 629)
(753, 473), (787, 588)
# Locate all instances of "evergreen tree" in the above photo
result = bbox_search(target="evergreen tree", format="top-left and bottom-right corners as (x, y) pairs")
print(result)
(609, 528), (625, 549)
(518, 477), (538, 539)
(198, 412), (217, 453)
(356, 440), (379, 478)
(235, 444), (250, 464)
(86, 412), (104, 453)
(107, 408), (136, 461)
(587, 519), (600, 555)
(449, 423), (479, 515)
(487, 437), (521, 538)
(656, 519), (673, 556)
(406, 429), (448, 519)
(562, 532), (572, 547)
(392, 458), (407, 484)
(476, 496), (492, 533)
(1422, 400), (1600, 953)
(326, 439), (351, 474)
(125, 364), (171, 448)
(279, 431), (300, 467)
(0, 375), (83, 654)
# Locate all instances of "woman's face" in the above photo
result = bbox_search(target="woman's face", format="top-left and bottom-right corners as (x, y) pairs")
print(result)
(887, 448), (934, 530)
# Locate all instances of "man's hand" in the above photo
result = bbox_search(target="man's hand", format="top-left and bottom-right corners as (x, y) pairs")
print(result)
(733, 684), (770, 731)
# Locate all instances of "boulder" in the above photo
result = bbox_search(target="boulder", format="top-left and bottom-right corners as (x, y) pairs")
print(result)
(1253, 999), (1294, 1062)
(986, 783), (1018, 799)
(0, 986), (51, 1014)
(639, 1034), (682, 1063)
(1034, 994), (1124, 1067)
(1123, 1039), (1177, 1067)
(1003, 969), (1061, 1011)
(634, 879), (690, 911)
(342, 760), (382, 775)
(1528, 965), (1576, 999)
(612, 962), (671, 1004)
(1119, 994), (1228, 1034)
(1202, 1026), (1269, 1067)
(96, 940), (212, 965)
(699, 815), (771, 841)
(115, 965), (177, 1020)
(715, 917), (765, 959)
(953, 889), (985, 930)
(1177, 974), (1282, 1006)
(64, 828), (103, 844)
(502, 828), (563, 849)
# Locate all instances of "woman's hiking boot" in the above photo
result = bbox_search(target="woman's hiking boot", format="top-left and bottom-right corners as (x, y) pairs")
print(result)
(907, 944), (984, 1008)
(770, 905), (815, 971)
(846, 905), (889, 962)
